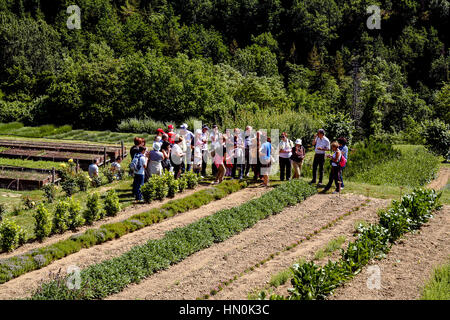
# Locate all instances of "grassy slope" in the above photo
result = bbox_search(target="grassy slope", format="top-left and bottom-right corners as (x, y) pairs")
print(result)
(421, 258), (450, 300)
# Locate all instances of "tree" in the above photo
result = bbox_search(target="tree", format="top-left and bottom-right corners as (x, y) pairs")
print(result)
(423, 119), (450, 161)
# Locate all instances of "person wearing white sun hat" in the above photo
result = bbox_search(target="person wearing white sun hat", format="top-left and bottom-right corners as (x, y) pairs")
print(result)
(290, 139), (306, 179)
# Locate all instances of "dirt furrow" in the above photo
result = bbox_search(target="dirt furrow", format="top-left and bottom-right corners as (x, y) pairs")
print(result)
(0, 185), (210, 259)
(328, 205), (450, 300)
(0, 186), (267, 300)
(211, 197), (389, 300)
(107, 193), (380, 300)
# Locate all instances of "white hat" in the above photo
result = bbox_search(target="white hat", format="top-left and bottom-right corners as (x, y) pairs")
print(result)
(153, 143), (161, 151)
(180, 124), (188, 129)
(295, 139), (302, 145)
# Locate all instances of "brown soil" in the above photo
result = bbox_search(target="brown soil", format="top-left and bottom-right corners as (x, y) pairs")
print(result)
(0, 186), (267, 299)
(0, 185), (210, 259)
(107, 193), (386, 300)
(211, 197), (389, 300)
(328, 205), (450, 300)
(427, 167), (450, 190)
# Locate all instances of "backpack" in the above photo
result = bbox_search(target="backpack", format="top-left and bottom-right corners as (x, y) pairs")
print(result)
(339, 155), (347, 167)
(129, 153), (143, 173)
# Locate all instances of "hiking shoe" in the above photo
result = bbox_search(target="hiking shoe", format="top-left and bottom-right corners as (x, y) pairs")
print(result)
(309, 180), (316, 185)
(332, 191), (339, 194)
(317, 183), (324, 187)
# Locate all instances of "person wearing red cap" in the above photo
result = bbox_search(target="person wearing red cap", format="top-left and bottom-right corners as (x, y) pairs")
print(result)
(167, 125), (176, 145)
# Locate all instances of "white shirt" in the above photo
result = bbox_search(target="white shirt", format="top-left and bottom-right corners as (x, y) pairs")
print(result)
(201, 132), (209, 151)
(171, 143), (184, 165)
(279, 139), (293, 158)
(314, 136), (330, 154)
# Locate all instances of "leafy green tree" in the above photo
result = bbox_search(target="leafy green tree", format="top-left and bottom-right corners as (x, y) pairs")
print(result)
(423, 119), (450, 161)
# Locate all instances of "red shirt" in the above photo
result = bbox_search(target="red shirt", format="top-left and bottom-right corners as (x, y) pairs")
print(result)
(168, 131), (176, 144)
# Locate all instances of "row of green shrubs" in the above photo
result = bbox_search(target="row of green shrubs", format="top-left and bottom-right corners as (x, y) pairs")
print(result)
(141, 171), (198, 203)
(30, 179), (317, 300)
(0, 180), (246, 285)
(0, 191), (121, 253)
(270, 188), (442, 300)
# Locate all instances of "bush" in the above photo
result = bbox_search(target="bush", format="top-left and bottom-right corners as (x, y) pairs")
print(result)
(0, 219), (26, 252)
(0, 203), (7, 221)
(61, 177), (77, 197)
(423, 119), (450, 160)
(42, 184), (57, 203)
(117, 117), (166, 134)
(178, 176), (188, 193)
(141, 175), (169, 202)
(34, 204), (52, 241)
(165, 172), (179, 197)
(75, 173), (90, 192)
(91, 175), (102, 188)
(322, 112), (354, 145)
(22, 196), (36, 210)
(84, 193), (102, 225)
(52, 200), (70, 234)
(103, 169), (115, 184)
(103, 190), (120, 217)
(184, 171), (199, 189)
(67, 197), (84, 230)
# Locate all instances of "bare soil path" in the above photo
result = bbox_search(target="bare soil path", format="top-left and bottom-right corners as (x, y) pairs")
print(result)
(0, 186), (267, 299)
(328, 205), (450, 300)
(107, 193), (385, 300)
(212, 197), (389, 300)
(427, 166), (449, 190)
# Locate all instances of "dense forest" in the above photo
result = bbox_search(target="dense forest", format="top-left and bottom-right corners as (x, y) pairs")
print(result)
(0, 0), (448, 146)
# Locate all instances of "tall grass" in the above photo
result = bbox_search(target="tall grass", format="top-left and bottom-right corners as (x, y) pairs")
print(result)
(117, 117), (166, 134)
(421, 259), (450, 300)
(352, 145), (440, 187)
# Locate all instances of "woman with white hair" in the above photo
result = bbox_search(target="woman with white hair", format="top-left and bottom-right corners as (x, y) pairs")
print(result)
(290, 139), (306, 179)
(148, 142), (164, 178)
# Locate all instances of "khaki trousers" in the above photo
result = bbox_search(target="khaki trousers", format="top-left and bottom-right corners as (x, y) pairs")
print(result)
(292, 160), (303, 179)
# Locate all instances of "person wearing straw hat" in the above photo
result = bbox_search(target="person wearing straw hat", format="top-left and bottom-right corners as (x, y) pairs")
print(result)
(291, 139), (306, 179)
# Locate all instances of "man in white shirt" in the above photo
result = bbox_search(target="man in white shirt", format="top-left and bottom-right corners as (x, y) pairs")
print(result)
(279, 132), (293, 181)
(310, 129), (330, 186)
(210, 125), (220, 176)
(180, 124), (194, 173)
(88, 159), (99, 178)
(200, 125), (209, 177)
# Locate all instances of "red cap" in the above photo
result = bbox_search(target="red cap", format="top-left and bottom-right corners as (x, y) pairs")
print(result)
(156, 128), (164, 133)
(168, 124), (174, 130)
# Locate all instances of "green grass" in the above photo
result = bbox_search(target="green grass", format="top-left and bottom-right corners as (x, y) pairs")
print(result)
(352, 145), (440, 187)
(421, 258), (450, 300)
(313, 236), (346, 261)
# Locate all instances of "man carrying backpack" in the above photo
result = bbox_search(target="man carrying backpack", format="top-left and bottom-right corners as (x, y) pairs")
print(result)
(130, 146), (147, 202)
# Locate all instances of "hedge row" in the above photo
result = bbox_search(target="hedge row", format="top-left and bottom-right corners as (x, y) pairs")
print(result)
(0, 180), (246, 285)
(273, 188), (442, 300)
(30, 180), (317, 300)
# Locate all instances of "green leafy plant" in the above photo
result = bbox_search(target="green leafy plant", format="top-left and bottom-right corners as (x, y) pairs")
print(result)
(33, 204), (52, 241)
(0, 219), (26, 252)
(75, 172), (90, 192)
(165, 172), (179, 197)
(22, 196), (36, 210)
(84, 193), (102, 225)
(103, 190), (120, 217)
(184, 171), (199, 189)
(42, 184), (57, 203)
(0, 203), (7, 221)
(178, 176), (188, 193)
(61, 177), (77, 197)
(91, 175), (103, 188)
(67, 197), (84, 230)
(103, 169), (115, 184)
(52, 200), (70, 234)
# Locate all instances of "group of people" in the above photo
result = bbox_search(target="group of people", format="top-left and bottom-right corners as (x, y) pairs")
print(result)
(128, 124), (349, 201)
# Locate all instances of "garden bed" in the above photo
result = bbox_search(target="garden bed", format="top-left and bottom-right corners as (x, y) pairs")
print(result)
(0, 166), (59, 190)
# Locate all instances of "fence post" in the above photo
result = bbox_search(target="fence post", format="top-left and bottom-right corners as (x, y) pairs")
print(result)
(121, 141), (124, 158)
(52, 167), (55, 183)
(104, 147), (107, 166)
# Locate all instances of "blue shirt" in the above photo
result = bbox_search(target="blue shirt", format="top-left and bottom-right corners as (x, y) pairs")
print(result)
(260, 142), (271, 161)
